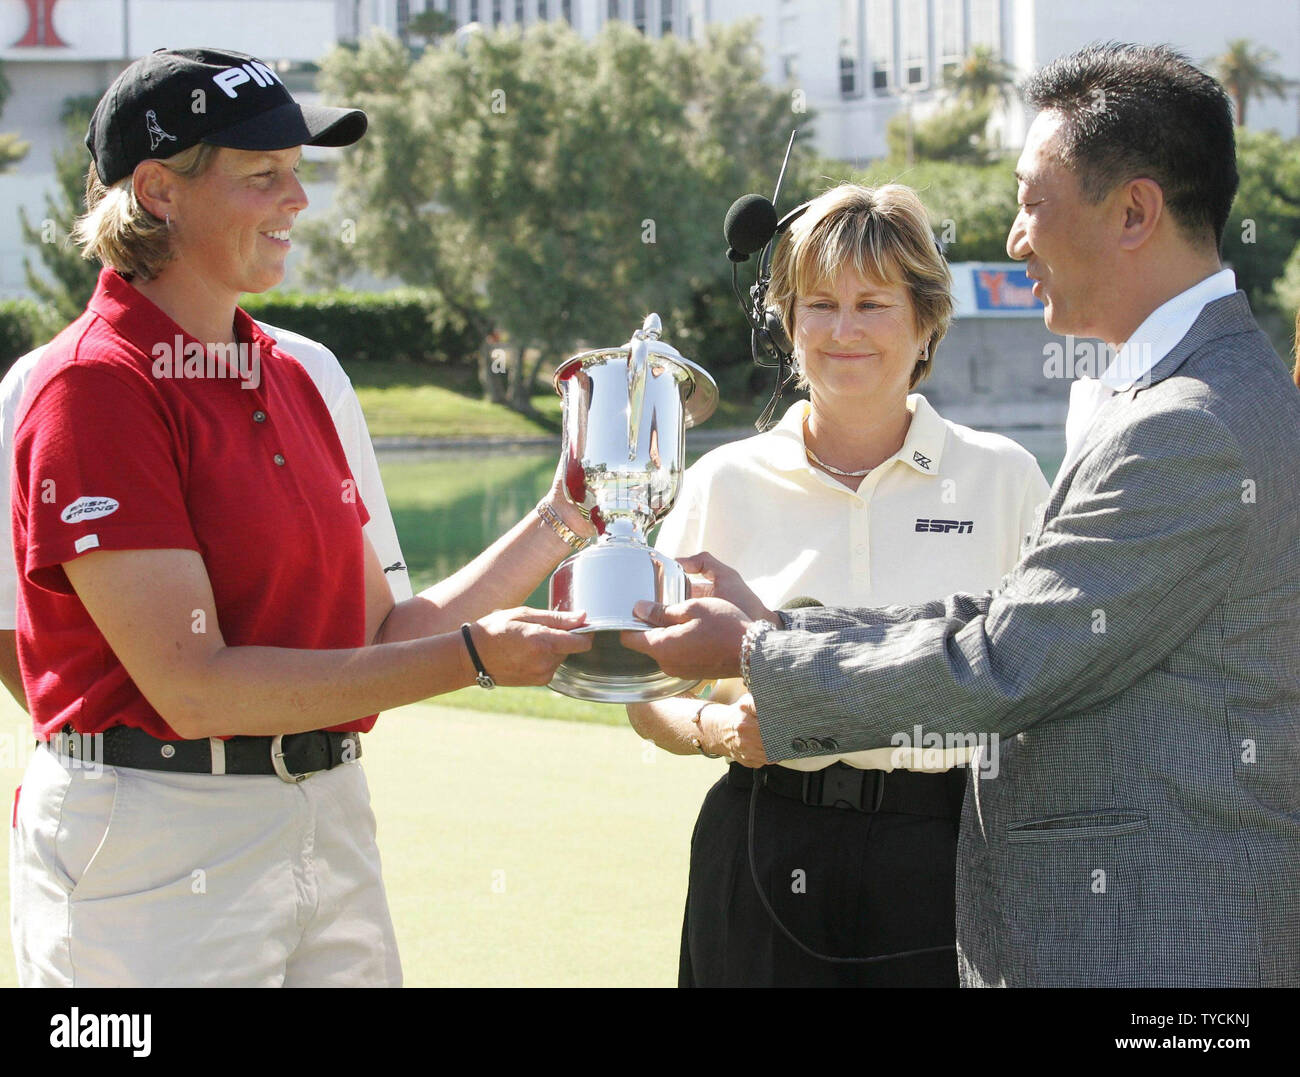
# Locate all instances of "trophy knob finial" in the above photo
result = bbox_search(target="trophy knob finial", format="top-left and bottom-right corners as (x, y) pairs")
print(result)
(639, 313), (662, 340)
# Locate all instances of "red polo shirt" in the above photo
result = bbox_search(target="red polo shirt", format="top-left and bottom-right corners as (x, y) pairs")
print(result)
(12, 269), (376, 741)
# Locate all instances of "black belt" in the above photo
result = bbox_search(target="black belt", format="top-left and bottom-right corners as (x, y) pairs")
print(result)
(728, 761), (966, 819)
(49, 723), (362, 783)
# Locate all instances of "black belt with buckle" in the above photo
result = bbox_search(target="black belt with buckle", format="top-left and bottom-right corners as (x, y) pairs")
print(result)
(50, 724), (362, 783)
(728, 760), (966, 819)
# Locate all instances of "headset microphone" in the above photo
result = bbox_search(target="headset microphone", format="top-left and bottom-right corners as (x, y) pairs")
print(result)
(723, 194), (778, 263)
(723, 131), (813, 430)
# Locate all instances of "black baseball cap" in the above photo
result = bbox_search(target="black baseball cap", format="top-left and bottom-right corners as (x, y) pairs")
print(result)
(87, 47), (367, 185)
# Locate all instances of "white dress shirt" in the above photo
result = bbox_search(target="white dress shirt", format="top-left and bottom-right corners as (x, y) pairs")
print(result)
(1060, 268), (1237, 474)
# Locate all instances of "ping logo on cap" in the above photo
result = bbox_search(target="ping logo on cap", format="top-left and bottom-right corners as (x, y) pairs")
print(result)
(213, 61), (284, 99)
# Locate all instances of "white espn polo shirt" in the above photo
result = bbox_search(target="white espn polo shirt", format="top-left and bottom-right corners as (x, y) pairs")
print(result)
(0, 322), (412, 632)
(654, 395), (1050, 772)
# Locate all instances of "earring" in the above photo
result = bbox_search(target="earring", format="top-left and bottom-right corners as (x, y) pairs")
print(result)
(165, 213), (172, 229)
(920, 342), (930, 362)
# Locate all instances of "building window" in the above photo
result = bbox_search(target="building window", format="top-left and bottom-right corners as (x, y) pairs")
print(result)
(938, 0), (963, 66)
(539, 0), (549, 17)
(971, 0), (999, 50)
(608, 0), (621, 21)
(562, 0), (573, 23)
(397, 0), (411, 33)
(515, 0), (525, 23)
(661, 0), (674, 36)
(470, 0), (480, 22)
(492, 0), (503, 25)
(867, 0), (892, 94)
(633, 0), (647, 33)
(840, 0), (863, 99)
(901, 0), (927, 89)
(840, 54), (857, 96)
(782, 54), (799, 81)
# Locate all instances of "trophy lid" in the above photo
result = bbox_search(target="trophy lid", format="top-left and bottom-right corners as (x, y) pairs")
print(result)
(553, 313), (719, 429)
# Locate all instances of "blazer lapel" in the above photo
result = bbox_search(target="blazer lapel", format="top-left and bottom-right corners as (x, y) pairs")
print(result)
(1132, 290), (1257, 395)
(1054, 291), (1260, 490)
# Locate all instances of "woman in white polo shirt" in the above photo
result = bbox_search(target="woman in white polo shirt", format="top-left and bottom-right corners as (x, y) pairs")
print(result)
(627, 184), (1049, 987)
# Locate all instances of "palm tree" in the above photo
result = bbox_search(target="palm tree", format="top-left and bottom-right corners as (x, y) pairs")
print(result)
(1209, 39), (1294, 127)
(945, 44), (1016, 108)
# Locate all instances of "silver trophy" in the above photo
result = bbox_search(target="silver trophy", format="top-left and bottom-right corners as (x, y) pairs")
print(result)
(548, 313), (718, 703)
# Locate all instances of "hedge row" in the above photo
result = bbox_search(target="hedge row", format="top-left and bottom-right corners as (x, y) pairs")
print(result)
(240, 289), (482, 364)
(0, 289), (483, 370)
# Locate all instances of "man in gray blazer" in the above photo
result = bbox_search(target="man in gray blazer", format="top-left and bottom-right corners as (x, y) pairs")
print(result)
(625, 43), (1300, 987)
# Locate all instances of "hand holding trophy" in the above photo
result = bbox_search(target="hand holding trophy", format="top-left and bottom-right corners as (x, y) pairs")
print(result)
(547, 313), (717, 702)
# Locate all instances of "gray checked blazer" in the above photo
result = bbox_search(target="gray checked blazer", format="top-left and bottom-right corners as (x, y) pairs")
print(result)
(746, 291), (1300, 987)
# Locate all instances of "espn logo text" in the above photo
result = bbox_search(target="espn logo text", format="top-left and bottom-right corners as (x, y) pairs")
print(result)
(915, 518), (974, 534)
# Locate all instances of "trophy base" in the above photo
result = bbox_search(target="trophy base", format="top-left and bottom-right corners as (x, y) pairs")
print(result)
(548, 540), (701, 703)
(550, 624), (701, 703)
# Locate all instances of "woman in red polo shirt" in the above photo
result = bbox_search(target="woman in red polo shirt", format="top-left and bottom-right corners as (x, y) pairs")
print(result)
(8, 49), (592, 987)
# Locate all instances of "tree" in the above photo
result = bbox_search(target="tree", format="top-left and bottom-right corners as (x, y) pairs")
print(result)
(1224, 129), (1300, 312)
(18, 96), (100, 322)
(813, 155), (1017, 262)
(1273, 239), (1300, 327)
(308, 21), (816, 411)
(944, 44), (1016, 109)
(1209, 39), (1293, 127)
(886, 101), (992, 164)
(0, 58), (31, 172)
(406, 8), (458, 44)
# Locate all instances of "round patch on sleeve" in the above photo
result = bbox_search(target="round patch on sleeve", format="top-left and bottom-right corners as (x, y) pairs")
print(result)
(60, 496), (120, 524)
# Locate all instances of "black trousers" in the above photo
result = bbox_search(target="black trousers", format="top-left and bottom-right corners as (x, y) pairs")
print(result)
(679, 767), (965, 987)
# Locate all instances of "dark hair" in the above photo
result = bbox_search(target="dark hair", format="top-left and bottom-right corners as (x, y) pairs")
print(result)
(1021, 42), (1238, 250)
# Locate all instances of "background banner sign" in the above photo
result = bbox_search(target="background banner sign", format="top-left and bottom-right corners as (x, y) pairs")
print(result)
(951, 263), (1046, 318)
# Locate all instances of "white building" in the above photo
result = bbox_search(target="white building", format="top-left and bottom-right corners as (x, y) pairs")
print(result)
(360, 0), (1300, 161)
(0, 0), (350, 296)
(2, 0), (1298, 298)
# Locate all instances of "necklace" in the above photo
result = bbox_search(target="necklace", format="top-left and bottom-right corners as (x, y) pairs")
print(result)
(805, 444), (872, 477)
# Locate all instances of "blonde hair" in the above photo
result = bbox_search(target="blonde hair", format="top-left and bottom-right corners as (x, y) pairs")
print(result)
(1293, 308), (1299, 389)
(768, 183), (953, 390)
(71, 142), (218, 280)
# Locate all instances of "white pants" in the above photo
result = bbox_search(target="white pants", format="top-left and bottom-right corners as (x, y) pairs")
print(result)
(10, 742), (402, 987)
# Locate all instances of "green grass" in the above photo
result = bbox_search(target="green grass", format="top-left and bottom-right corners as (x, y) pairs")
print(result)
(342, 359), (763, 441)
(0, 693), (723, 987)
(348, 363), (558, 441)
(433, 685), (628, 726)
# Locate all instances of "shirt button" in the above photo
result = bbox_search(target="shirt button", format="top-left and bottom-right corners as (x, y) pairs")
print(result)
(273, 453), (286, 466)
(253, 410), (267, 423)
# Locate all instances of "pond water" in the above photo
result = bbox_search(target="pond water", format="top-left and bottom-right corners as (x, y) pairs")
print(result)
(378, 428), (1066, 606)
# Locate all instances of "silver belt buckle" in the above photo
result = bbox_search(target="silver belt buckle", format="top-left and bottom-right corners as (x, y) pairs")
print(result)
(270, 734), (316, 784)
